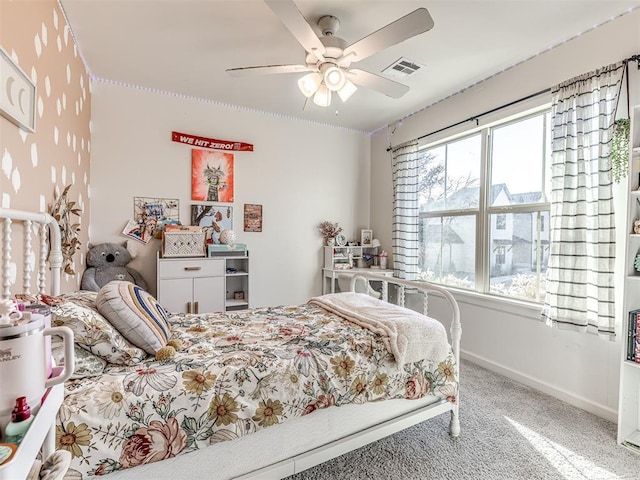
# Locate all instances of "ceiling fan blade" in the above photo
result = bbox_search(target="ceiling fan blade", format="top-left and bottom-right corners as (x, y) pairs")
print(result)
(226, 64), (314, 76)
(264, 0), (326, 61)
(342, 8), (434, 62)
(346, 69), (409, 99)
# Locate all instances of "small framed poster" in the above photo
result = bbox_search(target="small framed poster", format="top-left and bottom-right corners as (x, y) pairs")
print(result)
(361, 229), (373, 246)
(244, 204), (263, 232)
(0, 46), (36, 132)
(191, 204), (233, 244)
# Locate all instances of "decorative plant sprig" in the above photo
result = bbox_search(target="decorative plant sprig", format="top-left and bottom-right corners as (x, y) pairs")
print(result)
(49, 184), (82, 275)
(317, 221), (342, 240)
(612, 118), (630, 183)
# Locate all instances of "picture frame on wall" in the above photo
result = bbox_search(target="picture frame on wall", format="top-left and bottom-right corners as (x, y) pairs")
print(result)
(244, 204), (262, 232)
(191, 149), (234, 203)
(361, 229), (373, 246)
(0, 46), (36, 132)
(191, 204), (233, 244)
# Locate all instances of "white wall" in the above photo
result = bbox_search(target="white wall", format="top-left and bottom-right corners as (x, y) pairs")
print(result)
(89, 82), (370, 307)
(371, 10), (640, 421)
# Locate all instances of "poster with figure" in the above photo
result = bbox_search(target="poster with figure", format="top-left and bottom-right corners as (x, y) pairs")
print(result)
(191, 204), (233, 244)
(191, 149), (234, 202)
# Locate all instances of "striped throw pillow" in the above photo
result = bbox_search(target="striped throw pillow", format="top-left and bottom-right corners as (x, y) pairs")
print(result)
(96, 281), (170, 354)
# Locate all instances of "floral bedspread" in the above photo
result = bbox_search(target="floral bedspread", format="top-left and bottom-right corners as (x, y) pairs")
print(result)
(56, 303), (458, 478)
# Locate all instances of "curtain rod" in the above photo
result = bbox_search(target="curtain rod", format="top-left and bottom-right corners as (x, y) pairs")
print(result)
(386, 88), (549, 152)
(387, 53), (640, 152)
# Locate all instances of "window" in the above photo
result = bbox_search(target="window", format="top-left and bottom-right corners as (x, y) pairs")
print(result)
(417, 111), (551, 302)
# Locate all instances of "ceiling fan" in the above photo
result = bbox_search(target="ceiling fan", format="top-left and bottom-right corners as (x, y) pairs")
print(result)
(226, 0), (434, 107)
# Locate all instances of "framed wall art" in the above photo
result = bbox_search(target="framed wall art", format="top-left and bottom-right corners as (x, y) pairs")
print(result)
(0, 46), (36, 132)
(191, 204), (233, 244)
(244, 204), (262, 232)
(361, 229), (373, 246)
(191, 149), (234, 202)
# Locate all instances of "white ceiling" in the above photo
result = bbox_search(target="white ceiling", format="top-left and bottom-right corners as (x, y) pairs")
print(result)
(59, 0), (640, 133)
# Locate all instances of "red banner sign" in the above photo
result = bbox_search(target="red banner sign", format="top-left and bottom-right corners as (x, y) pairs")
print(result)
(171, 131), (254, 152)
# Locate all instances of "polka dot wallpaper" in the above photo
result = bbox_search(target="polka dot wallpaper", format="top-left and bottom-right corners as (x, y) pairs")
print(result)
(0, 0), (91, 293)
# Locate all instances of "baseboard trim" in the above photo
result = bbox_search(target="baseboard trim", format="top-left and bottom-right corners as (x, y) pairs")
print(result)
(461, 350), (617, 423)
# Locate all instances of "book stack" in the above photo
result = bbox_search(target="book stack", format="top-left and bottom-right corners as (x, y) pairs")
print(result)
(207, 243), (248, 257)
(626, 309), (640, 362)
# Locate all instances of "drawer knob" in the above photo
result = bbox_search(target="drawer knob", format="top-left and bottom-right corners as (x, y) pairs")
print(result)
(184, 266), (202, 271)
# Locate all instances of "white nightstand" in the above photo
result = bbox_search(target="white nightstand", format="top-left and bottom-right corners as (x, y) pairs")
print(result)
(0, 383), (64, 480)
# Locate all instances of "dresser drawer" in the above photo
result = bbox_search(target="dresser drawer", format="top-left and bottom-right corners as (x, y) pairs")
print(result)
(158, 258), (224, 278)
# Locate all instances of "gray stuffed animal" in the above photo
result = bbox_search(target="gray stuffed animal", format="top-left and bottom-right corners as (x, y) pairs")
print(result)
(81, 242), (148, 291)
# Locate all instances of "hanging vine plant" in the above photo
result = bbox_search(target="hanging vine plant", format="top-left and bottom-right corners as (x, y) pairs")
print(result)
(612, 118), (631, 183)
(49, 184), (82, 275)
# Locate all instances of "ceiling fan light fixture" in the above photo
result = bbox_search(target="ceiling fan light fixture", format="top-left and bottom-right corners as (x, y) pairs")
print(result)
(229, 7), (434, 112)
(313, 84), (332, 107)
(298, 72), (322, 97)
(323, 65), (346, 91)
(337, 80), (357, 103)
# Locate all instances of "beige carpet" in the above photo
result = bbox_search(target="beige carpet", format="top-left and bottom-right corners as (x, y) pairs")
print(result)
(286, 359), (640, 480)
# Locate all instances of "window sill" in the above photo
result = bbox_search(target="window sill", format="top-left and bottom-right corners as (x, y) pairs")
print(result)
(446, 287), (543, 321)
(400, 283), (543, 321)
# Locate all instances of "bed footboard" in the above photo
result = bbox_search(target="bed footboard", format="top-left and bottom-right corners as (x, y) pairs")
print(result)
(349, 272), (461, 436)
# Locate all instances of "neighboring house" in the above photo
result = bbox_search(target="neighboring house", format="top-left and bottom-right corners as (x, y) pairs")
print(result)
(420, 184), (548, 283)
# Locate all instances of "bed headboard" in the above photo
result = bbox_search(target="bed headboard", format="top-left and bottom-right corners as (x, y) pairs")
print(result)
(0, 208), (63, 299)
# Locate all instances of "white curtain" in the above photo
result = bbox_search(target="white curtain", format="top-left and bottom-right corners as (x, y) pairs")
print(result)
(541, 62), (625, 335)
(391, 141), (419, 280)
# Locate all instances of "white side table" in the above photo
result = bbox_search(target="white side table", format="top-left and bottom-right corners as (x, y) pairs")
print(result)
(0, 383), (64, 480)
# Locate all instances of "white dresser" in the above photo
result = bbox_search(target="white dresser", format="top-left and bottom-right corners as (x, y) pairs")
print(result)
(157, 255), (249, 313)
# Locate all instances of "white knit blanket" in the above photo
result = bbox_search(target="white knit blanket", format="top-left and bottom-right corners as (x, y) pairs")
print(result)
(309, 292), (450, 366)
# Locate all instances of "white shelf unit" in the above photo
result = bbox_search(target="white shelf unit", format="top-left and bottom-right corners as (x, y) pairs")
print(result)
(618, 104), (640, 453)
(324, 245), (379, 269)
(224, 256), (249, 311)
(0, 383), (64, 480)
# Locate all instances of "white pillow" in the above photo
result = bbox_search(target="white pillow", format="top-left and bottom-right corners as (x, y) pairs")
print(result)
(96, 281), (171, 355)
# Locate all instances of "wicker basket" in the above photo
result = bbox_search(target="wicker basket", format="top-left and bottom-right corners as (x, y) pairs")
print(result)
(162, 227), (206, 257)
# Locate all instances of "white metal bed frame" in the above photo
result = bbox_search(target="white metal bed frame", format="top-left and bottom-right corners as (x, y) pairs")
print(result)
(0, 207), (462, 480)
(0, 208), (65, 480)
(0, 207), (63, 299)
